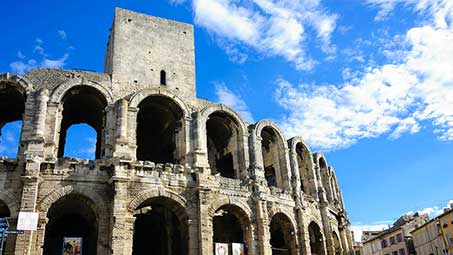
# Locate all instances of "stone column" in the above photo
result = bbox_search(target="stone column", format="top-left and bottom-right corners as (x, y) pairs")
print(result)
(319, 195), (334, 255)
(110, 164), (132, 255)
(14, 160), (41, 255)
(296, 208), (310, 255)
(197, 189), (212, 255)
(255, 199), (271, 255)
(33, 89), (49, 138)
(339, 226), (350, 255)
(192, 112), (209, 170)
(33, 213), (48, 255)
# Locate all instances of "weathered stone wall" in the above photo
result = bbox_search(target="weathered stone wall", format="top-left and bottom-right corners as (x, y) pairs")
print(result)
(0, 8), (354, 255)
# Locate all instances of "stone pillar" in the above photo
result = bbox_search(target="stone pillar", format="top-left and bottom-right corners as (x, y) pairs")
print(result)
(33, 213), (48, 255)
(339, 226), (350, 255)
(296, 208), (310, 255)
(14, 160), (41, 255)
(33, 89), (49, 138)
(345, 224), (354, 255)
(3, 217), (18, 255)
(113, 100), (131, 159)
(192, 112), (209, 170)
(110, 164), (132, 255)
(127, 107), (138, 161)
(197, 189), (212, 255)
(187, 218), (199, 255)
(319, 197), (334, 255)
(255, 199), (271, 255)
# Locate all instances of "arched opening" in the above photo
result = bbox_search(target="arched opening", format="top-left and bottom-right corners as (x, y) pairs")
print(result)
(160, 70), (167, 86)
(0, 200), (11, 255)
(63, 124), (97, 159)
(213, 205), (251, 255)
(0, 200), (9, 218)
(207, 111), (242, 178)
(269, 213), (296, 255)
(132, 197), (188, 255)
(333, 232), (342, 255)
(0, 82), (25, 158)
(136, 96), (185, 163)
(43, 194), (98, 255)
(58, 86), (107, 159)
(261, 127), (283, 187)
(295, 142), (316, 197)
(308, 222), (324, 255)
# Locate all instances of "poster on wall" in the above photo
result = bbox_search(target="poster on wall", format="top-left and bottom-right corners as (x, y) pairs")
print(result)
(232, 243), (245, 255)
(215, 242), (228, 255)
(62, 237), (82, 255)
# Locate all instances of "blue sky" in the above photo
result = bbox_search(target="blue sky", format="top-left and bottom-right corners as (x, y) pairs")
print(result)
(1, 0), (453, 240)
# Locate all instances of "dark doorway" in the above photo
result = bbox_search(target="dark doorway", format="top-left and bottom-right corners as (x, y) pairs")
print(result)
(270, 213), (295, 255)
(43, 195), (98, 255)
(212, 205), (250, 255)
(308, 222), (324, 255)
(136, 96), (184, 163)
(132, 197), (188, 255)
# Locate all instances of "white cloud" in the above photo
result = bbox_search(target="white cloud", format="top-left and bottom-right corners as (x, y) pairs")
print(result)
(366, 0), (453, 27)
(192, 0), (337, 70)
(58, 30), (67, 40)
(274, 2), (453, 150)
(214, 82), (254, 123)
(10, 36), (69, 75)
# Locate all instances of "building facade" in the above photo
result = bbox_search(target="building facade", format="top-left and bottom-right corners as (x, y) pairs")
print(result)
(361, 213), (428, 255)
(439, 208), (453, 254)
(411, 218), (448, 255)
(0, 8), (354, 255)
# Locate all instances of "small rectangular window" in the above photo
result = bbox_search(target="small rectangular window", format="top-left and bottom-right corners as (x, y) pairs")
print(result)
(390, 236), (396, 245)
(396, 233), (403, 242)
(399, 248), (405, 255)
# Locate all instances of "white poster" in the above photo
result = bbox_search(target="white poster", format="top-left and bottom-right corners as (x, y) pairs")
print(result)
(232, 243), (245, 255)
(215, 242), (228, 255)
(17, 212), (39, 231)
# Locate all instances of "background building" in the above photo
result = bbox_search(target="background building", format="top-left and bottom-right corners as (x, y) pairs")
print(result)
(362, 213), (428, 255)
(0, 8), (354, 255)
(411, 217), (448, 255)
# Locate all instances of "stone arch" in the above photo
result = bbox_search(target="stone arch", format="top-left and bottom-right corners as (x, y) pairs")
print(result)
(38, 185), (110, 255)
(128, 188), (189, 215)
(128, 88), (190, 117)
(254, 119), (290, 189)
(199, 105), (249, 179)
(129, 189), (191, 255)
(288, 137), (318, 197)
(49, 79), (114, 104)
(0, 73), (32, 158)
(52, 83), (110, 159)
(332, 230), (342, 255)
(0, 190), (20, 217)
(130, 89), (190, 164)
(269, 211), (298, 255)
(267, 206), (297, 230)
(208, 198), (254, 255)
(38, 185), (109, 221)
(308, 221), (325, 255)
(0, 73), (34, 94)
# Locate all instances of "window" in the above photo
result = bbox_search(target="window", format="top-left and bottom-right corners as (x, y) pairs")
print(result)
(396, 233), (403, 242)
(447, 233), (451, 246)
(381, 239), (388, 248)
(392, 251), (398, 255)
(160, 70), (166, 85)
(399, 248), (405, 255)
(390, 236), (396, 245)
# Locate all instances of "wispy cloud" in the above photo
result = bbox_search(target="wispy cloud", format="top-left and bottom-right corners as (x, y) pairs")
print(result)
(189, 0), (337, 70)
(9, 34), (70, 75)
(58, 30), (67, 40)
(274, 1), (453, 150)
(214, 82), (254, 123)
